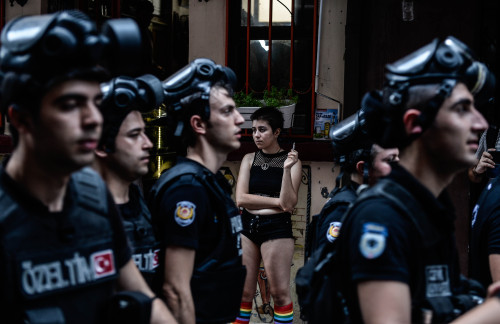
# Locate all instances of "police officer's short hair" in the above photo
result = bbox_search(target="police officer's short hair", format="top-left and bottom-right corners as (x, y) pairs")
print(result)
(171, 81), (234, 156)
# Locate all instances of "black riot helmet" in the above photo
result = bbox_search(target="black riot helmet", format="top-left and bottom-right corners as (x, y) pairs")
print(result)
(99, 74), (164, 152)
(161, 58), (237, 139)
(329, 107), (373, 186)
(330, 107), (370, 159)
(0, 10), (142, 78)
(0, 10), (143, 121)
(363, 36), (496, 148)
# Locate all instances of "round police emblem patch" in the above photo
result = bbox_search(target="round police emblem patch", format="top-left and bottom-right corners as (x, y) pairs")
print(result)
(175, 201), (196, 227)
(359, 222), (387, 259)
(326, 221), (342, 243)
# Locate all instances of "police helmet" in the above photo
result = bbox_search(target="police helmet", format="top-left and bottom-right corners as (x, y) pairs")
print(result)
(161, 58), (237, 137)
(363, 36), (495, 148)
(329, 109), (373, 187)
(330, 107), (370, 159)
(99, 74), (164, 152)
(0, 10), (143, 118)
(0, 10), (142, 78)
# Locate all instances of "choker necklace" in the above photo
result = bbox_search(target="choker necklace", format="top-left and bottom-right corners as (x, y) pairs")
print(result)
(261, 147), (281, 170)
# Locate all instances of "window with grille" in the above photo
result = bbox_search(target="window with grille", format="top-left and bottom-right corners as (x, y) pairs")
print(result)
(227, 0), (318, 138)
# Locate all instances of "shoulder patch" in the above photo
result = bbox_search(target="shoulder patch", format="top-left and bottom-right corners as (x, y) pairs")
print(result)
(359, 222), (387, 259)
(175, 201), (196, 227)
(326, 221), (342, 243)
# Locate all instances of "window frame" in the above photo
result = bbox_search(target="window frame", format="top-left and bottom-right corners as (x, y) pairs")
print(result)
(226, 0), (318, 139)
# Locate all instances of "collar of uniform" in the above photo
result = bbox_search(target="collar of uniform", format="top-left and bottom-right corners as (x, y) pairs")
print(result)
(117, 183), (142, 219)
(176, 156), (212, 173)
(176, 156), (232, 192)
(388, 163), (456, 230)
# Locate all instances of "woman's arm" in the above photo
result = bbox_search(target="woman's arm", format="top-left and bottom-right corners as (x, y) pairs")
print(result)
(278, 150), (302, 212)
(236, 153), (282, 210)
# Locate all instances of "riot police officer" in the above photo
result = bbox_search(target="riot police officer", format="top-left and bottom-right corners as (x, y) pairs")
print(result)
(94, 75), (164, 287)
(148, 58), (247, 323)
(336, 36), (493, 323)
(0, 11), (174, 323)
(310, 139), (398, 253)
(468, 163), (500, 289)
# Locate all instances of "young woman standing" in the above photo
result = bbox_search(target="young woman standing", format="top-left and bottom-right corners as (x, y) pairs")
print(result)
(235, 107), (302, 324)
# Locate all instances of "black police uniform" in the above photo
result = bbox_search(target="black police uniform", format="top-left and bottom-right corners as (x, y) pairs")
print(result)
(469, 177), (500, 288)
(0, 166), (131, 324)
(312, 183), (359, 251)
(149, 157), (246, 324)
(337, 164), (462, 323)
(118, 183), (159, 288)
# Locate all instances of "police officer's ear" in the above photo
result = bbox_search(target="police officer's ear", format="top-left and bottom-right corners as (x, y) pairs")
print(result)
(190, 114), (207, 135)
(7, 104), (34, 134)
(355, 160), (366, 177)
(403, 108), (424, 136)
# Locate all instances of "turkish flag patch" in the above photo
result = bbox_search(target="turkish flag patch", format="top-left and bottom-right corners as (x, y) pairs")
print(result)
(92, 249), (116, 279)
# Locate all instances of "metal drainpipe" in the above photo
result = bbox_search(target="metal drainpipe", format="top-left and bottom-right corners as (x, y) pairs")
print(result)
(314, 0), (323, 94)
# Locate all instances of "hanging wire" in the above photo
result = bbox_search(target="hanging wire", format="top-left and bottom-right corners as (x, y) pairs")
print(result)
(276, 0), (292, 15)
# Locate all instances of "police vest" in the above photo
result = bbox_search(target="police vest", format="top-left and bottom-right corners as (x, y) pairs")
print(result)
(121, 184), (159, 288)
(307, 185), (358, 257)
(149, 159), (246, 323)
(339, 178), (465, 323)
(0, 167), (119, 324)
(469, 177), (500, 288)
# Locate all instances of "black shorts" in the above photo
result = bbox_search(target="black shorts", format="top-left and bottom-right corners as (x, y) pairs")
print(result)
(240, 209), (293, 246)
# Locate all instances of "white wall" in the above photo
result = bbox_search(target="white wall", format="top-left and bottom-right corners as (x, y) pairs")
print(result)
(188, 0), (226, 64)
(315, 0), (348, 119)
(5, 1), (43, 22)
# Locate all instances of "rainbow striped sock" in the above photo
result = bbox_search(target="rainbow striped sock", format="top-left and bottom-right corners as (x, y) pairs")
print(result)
(233, 301), (252, 323)
(274, 302), (293, 324)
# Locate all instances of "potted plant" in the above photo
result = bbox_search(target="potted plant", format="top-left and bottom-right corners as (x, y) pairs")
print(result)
(234, 91), (262, 128)
(263, 86), (298, 128)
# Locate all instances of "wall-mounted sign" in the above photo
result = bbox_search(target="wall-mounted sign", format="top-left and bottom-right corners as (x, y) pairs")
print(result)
(314, 108), (338, 140)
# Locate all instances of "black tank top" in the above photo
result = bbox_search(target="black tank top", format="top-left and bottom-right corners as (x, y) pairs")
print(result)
(249, 150), (288, 198)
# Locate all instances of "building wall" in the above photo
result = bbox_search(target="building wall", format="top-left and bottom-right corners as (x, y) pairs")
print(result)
(5, 1), (42, 22)
(189, 0), (348, 216)
(188, 0), (226, 64)
(315, 0), (348, 119)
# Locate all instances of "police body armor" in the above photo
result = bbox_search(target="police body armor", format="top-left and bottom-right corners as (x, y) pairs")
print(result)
(339, 178), (482, 323)
(469, 176), (500, 288)
(149, 158), (246, 323)
(307, 185), (358, 257)
(121, 184), (159, 287)
(0, 167), (119, 324)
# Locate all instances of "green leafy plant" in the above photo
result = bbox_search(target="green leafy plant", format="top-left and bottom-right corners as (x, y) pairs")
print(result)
(263, 86), (298, 108)
(234, 91), (262, 107)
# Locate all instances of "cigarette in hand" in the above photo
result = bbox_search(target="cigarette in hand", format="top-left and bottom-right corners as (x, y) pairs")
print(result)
(292, 142), (295, 151)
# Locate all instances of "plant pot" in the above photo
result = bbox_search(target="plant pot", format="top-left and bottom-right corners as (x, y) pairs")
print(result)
(238, 106), (260, 128)
(280, 102), (296, 129)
